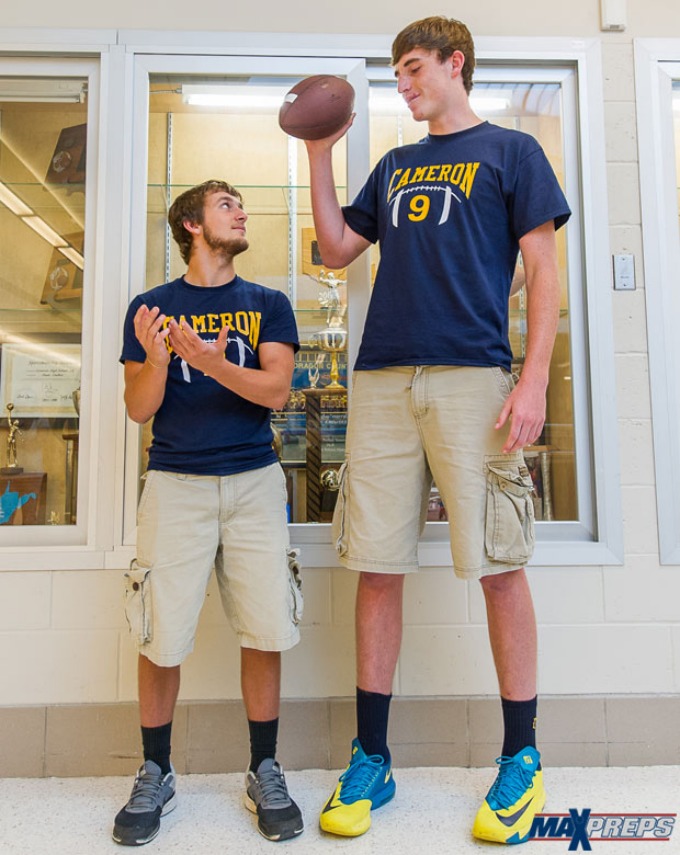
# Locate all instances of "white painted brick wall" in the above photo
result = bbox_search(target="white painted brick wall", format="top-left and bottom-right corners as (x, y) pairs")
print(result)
(2, 5), (680, 707)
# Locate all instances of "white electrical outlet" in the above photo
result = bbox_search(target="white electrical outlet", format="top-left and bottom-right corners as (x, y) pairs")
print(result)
(613, 254), (635, 291)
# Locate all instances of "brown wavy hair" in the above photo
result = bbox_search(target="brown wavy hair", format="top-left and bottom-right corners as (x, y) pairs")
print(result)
(391, 16), (476, 94)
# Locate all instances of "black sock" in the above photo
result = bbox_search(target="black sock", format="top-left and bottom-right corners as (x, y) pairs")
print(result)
(356, 687), (392, 764)
(248, 717), (279, 772)
(141, 721), (172, 775)
(501, 696), (537, 759)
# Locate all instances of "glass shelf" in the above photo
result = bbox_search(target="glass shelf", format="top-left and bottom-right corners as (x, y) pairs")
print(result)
(0, 181), (85, 213)
(145, 183), (346, 216)
(0, 306), (81, 337)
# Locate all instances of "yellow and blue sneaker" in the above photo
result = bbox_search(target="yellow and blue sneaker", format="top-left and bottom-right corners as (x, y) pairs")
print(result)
(472, 746), (545, 845)
(320, 738), (396, 837)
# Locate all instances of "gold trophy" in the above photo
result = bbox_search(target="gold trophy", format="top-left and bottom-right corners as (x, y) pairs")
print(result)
(316, 319), (348, 389)
(2, 403), (24, 475)
(317, 269), (344, 311)
(313, 271), (348, 389)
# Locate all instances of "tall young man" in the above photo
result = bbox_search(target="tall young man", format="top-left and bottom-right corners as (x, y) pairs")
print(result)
(304, 17), (570, 845)
(115, 180), (304, 846)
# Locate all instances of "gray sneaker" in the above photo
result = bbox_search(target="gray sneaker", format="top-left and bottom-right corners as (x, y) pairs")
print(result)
(244, 758), (304, 841)
(112, 760), (177, 846)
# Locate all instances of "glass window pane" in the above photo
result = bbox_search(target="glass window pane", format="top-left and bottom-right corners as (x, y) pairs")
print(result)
(368, 75), (577, 523)
(142, 74), (349, 523)
(0, 77), (86, 527)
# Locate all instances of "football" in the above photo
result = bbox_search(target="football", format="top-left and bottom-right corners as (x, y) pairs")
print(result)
(278, 75), (355, 141)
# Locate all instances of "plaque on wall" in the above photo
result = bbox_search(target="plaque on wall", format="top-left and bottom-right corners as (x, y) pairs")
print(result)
(0, 343), (81, 419)
(301, 227), (347, 280)
(40, 232), (84, 304)
(44, 123), (87, 185)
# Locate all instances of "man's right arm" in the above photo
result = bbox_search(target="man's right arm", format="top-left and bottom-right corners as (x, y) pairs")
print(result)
(124, 360), (168, 424)
(305, 124), (371, 269)
(123, 303), (170, 424)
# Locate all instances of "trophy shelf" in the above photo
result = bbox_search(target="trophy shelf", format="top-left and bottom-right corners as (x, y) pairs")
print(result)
(146, 183), (346, 216)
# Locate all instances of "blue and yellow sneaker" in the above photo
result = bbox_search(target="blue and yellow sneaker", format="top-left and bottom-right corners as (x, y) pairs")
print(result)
(320, 738), (396, 837)
(472, 746), (545, 845)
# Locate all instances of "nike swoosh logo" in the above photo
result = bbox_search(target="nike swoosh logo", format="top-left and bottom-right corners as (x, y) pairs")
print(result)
(322, 793), (344, 814)
(495, 798), (533, 827)
(385, 770), (392, 783)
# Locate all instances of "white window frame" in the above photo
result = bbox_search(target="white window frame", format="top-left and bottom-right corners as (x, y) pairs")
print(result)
(114, 33), (621, 568)
(473, 38), (622, 568)
(0, 30), (120, 570)
(117, 50), (371, 567)
(635, 40), (680, 564)
(0, 30), (622, 570)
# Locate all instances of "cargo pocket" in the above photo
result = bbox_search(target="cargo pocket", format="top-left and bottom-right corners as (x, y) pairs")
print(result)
(286, 548), (304, 625)
(331, 461), (349, 557)
(484, 454), (535, 565)
(124, 560), (153, 644)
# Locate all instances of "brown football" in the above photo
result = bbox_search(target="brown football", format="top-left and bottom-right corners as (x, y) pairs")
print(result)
(279, 75), (355, 140)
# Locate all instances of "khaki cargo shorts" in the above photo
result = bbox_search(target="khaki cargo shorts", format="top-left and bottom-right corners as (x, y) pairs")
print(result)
(332, 365), (535, 580)
(124, 463), (303, 667)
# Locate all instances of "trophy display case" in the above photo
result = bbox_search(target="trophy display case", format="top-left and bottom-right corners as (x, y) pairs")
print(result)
(0, 78), (86, 528)
(369, 78), (577, 523)
(139, 69), (578, 527)
(272, 307), (348, 523)
(141, 75), (353, 524)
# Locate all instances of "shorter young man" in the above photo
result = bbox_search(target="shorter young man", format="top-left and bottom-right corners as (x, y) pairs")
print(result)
(114, 180), (304, 846)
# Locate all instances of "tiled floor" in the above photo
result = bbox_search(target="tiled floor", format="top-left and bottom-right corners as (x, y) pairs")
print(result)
(0, 765), (678, 854)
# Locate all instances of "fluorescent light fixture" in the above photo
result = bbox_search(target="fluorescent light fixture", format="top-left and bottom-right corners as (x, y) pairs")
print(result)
(58, 245), (84, 269)
(369, 91), (410, 114)
(22, 216), (68, 247)
(469, 96), (512, 113)
(182, 84), (286, 110)
(185, 93), (283, 108)
(0, 180), (80, 254)
(0, 181), (33, 216)
(0, 79), (85, 103)
(369, 91), (511, 115)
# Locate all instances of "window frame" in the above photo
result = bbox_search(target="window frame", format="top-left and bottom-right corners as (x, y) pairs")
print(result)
(0, 29), (622, 570)
(635, 40), (680, 564)
(0, 30), (119, 570)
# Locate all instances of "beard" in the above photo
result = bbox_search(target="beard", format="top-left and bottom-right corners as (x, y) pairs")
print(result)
(202, 222), (249, 258)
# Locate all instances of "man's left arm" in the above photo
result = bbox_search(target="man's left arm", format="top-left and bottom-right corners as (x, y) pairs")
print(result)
(495, 220), (560, 453)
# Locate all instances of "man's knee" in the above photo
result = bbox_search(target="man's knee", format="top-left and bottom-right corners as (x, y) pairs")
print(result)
(358, 571), (405, 592)
(479, 567), (526, 597)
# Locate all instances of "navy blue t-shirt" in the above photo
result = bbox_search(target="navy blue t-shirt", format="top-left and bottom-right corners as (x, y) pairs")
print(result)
(343, 121), (571, 372)
(120, 275), (299, 476)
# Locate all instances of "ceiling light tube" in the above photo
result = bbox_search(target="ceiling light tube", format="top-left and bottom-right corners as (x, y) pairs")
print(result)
(469, 96), (512, 112)
(0, 181), (33, 217)
(0, 79), (84, 103)
(58, 245), (84, 269)
(181, 84), (287, 109)
(22, 216), (68, 247)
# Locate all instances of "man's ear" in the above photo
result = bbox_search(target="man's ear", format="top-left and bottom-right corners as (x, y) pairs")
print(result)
(450, 50), (465, 79)
(183, 218), (201, 236)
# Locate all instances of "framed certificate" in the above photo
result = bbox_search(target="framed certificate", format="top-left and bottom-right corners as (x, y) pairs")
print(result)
(0, 343), (81, 419)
